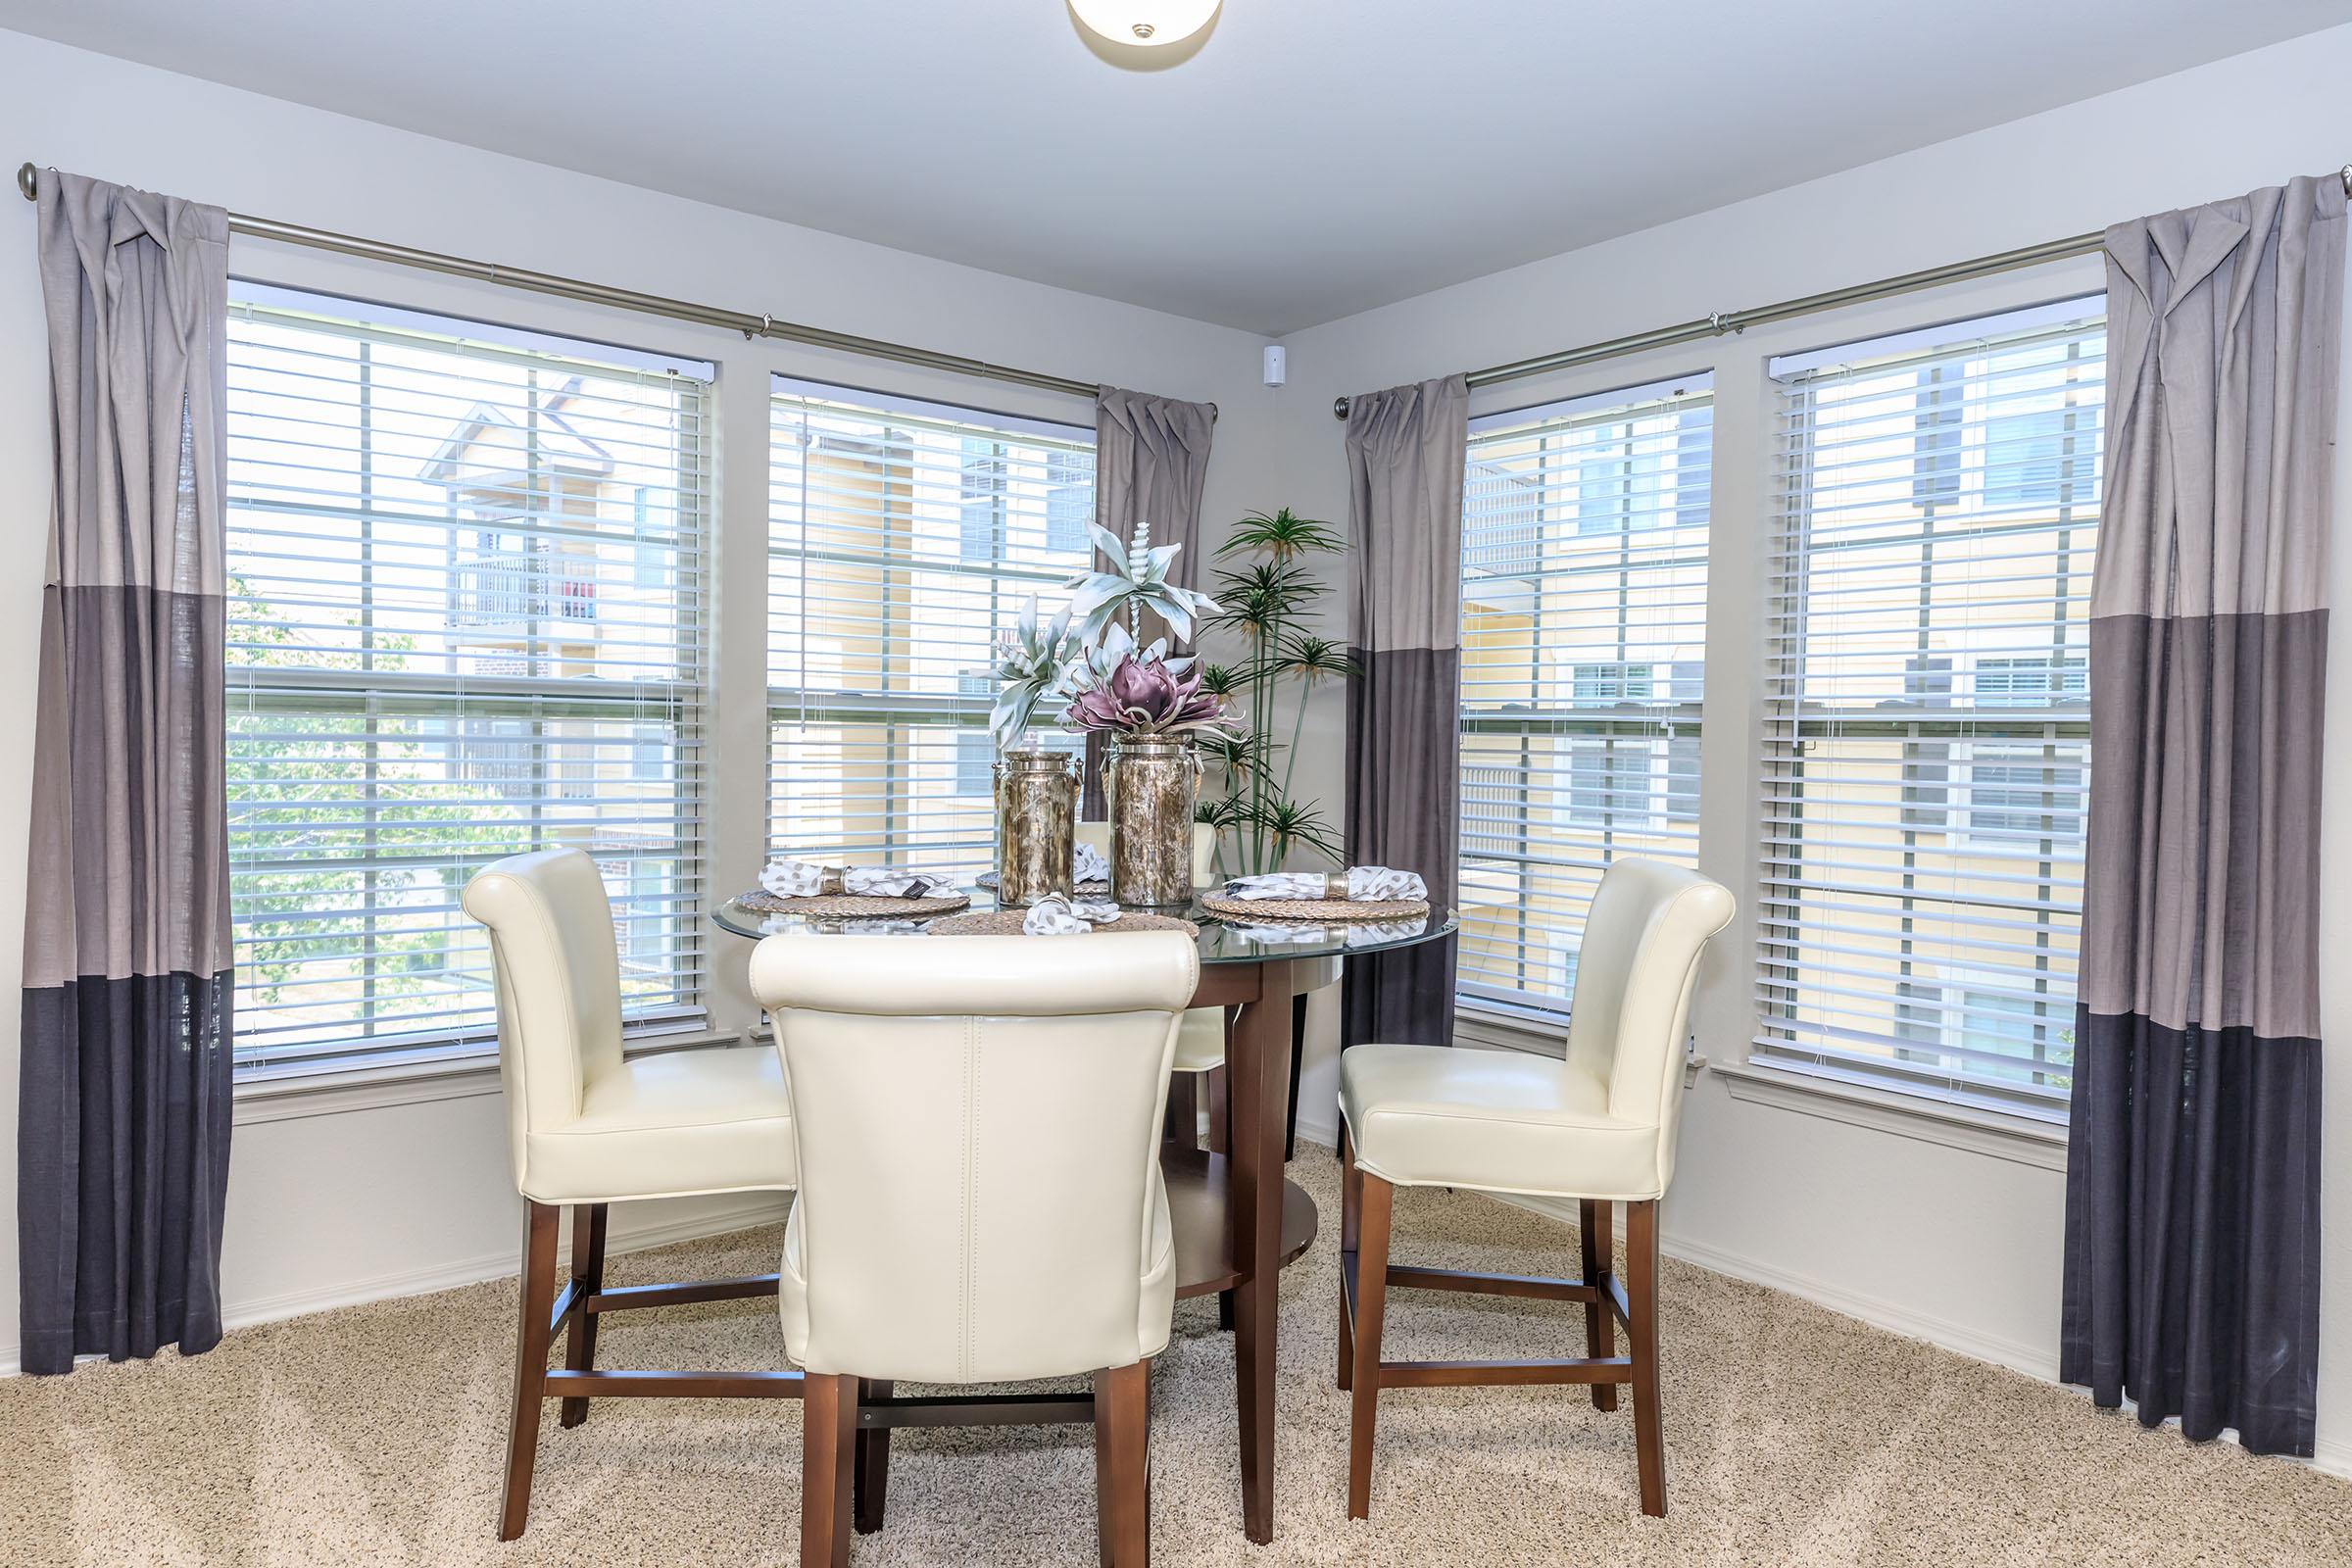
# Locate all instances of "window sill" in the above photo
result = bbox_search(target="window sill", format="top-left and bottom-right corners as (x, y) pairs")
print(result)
(1454, 1001), (1568, 1055)
(232, 1024), (749, 1125)
(1710, 1058), (2068, 1171)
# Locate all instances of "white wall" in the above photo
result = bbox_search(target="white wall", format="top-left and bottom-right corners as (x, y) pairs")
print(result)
(0, 27), (1284, 1367)
(1276, 24), (2352, 1472)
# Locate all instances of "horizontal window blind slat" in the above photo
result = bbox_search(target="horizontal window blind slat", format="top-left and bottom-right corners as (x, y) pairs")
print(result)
(1460, 383), (1712, 1014)
(225, 288), (709, 1071)
(769, 383), (1095, 879)
(1756, 300), (2102, 1105)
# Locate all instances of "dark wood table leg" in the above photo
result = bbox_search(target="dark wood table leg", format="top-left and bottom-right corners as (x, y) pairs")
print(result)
(1163, 1072), (1200, 1152)
(1228, 962), (1293, 1545)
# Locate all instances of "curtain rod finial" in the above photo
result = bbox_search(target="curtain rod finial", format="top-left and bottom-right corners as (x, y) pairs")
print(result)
(18, 163), (38, 202)
(2341, 164), (2351, 198)
(1333, 395), (1350, 420)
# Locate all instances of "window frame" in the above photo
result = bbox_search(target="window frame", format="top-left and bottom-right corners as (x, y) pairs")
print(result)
(765, 376), (1097, 876)
(1456, 373), (1714, 1020)
(222, 285), (714, 1079)
(1752, 296), (2103, 1119)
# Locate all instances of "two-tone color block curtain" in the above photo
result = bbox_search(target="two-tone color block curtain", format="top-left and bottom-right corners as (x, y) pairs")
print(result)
(1341, 375), (1468, 1049)
(1085, 386), (1216, 818)
(19, 172), (234, 1374)
(2062, 175), (2344, 1456)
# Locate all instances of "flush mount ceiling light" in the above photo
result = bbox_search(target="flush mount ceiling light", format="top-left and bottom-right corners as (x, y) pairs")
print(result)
(1070, 0), (1221, 48)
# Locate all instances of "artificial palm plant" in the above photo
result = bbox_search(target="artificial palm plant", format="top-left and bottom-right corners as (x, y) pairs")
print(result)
(1197, 509), (1354, 875)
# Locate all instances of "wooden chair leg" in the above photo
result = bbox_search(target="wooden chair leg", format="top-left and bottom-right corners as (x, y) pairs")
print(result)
(1579, 1199), (1617, 1413)
(498, 1200), (561, 1542)
(1626, 1199), (1665, 1517)
(801, 1372), (856, 1568)
(1095, 1360), (1152, 1568)
(1338, 1130), (1360, 1392)
(1346, 1170), (1394, 1520)
(854, 1378), (892, 1534)
(559, 1202), (609, 1429)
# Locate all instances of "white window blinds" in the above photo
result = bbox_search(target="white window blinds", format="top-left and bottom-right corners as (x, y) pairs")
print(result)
(1459, 376), (1712, 1015)
(767, 379), (1095, 874)
(225, 289), (711, 1069)
(1756, 299), (2104, 1114)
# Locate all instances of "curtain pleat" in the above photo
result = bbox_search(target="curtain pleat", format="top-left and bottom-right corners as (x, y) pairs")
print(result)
(2062, 173), (2343, 1457)
(1340, 376), (1467, 1049)
(18, 172), (233, 1375)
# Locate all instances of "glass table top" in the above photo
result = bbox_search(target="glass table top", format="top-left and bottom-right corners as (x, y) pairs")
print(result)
(710, 889), (1457, 964)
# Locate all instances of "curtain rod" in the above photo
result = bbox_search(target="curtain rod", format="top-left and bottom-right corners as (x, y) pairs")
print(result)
(15, 161), (1102, 403)
(1331, 163), (2352, 419)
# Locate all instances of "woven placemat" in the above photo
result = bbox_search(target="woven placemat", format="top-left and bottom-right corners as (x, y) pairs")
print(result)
(737, 889), (970, 917)
(925, 910), (1196, 936)
(1200, 895), (1431, 923)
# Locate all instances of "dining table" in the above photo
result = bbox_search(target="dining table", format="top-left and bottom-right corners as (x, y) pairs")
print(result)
(710, 887), (1458, 1545)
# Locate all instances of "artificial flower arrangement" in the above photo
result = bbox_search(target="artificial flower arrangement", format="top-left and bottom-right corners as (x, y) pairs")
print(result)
(988, 520), (1235, 748)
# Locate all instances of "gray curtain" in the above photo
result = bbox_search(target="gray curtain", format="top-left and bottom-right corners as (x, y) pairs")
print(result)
(1084, 386), (1217, 817)
(1340, 375), (1467, 1049)
(19, 172), (234, 1375)
(2062, 174), (2344, 1457)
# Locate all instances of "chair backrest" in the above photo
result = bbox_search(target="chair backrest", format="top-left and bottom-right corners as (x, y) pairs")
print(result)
(1077, 820), (1218, 888)
(460, 848), (625, 1190)
(752, 932), (1198, 1383)
(1561, 858), (1735, 1190)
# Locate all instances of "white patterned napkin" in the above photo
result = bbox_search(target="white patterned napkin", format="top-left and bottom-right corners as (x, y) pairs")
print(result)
(760, 858), (957, 900)
(1221, 866), (1427, 902)
(1022, 892), (1124, 935)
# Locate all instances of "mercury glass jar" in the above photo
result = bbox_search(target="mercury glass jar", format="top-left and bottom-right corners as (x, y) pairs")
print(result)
(993, 748), (1079, 906)
(1102, 737), (1200, 907)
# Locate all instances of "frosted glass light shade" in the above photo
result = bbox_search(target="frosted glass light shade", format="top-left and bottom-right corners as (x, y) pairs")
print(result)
(1070, 0), (1221, 47)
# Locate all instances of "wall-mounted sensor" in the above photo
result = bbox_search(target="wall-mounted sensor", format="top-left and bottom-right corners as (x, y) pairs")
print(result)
(1262, 345), (1287, 387)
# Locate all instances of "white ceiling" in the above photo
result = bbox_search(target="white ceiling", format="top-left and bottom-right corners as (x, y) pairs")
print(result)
(4, 0), (2347, 333)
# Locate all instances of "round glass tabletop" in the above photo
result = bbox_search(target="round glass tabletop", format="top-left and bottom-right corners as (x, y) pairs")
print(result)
(709, 889), (1457, 964)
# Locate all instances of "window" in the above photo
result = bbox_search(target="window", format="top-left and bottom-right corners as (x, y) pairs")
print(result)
(1459, 376), (1711, 1016)
(1756, 299), (2101, 1114)
(769, 380), (1094, 875)
(224, 287), (710, 1070)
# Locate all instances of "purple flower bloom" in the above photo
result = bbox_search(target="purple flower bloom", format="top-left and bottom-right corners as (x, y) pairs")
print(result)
(1064, 653), (1234, 738)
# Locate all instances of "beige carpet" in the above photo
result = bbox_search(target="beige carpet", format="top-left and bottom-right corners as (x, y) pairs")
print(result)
(4, 1147), (2348, 1567)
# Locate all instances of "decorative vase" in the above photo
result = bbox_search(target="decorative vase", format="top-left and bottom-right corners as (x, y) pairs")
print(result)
(1102, 737), (1200, 907)
(993, 748), (1079, 906)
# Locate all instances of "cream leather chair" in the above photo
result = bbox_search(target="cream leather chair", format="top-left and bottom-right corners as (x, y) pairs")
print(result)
(463, 848), (799, 1543)
(752, 932), (1196, 1568)
(1337, 858), (1734, 1522)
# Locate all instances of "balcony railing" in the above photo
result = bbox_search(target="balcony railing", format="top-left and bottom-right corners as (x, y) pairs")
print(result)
(452, 549), (598, 634)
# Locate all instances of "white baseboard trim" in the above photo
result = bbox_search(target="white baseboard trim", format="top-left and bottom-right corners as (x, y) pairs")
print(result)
(1649, 1218), (2059, 1384)
(1496, 1189), (2063, 1380)
(1489, 1193), (2352, 1482)
(0, 1193), (791, 1377)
